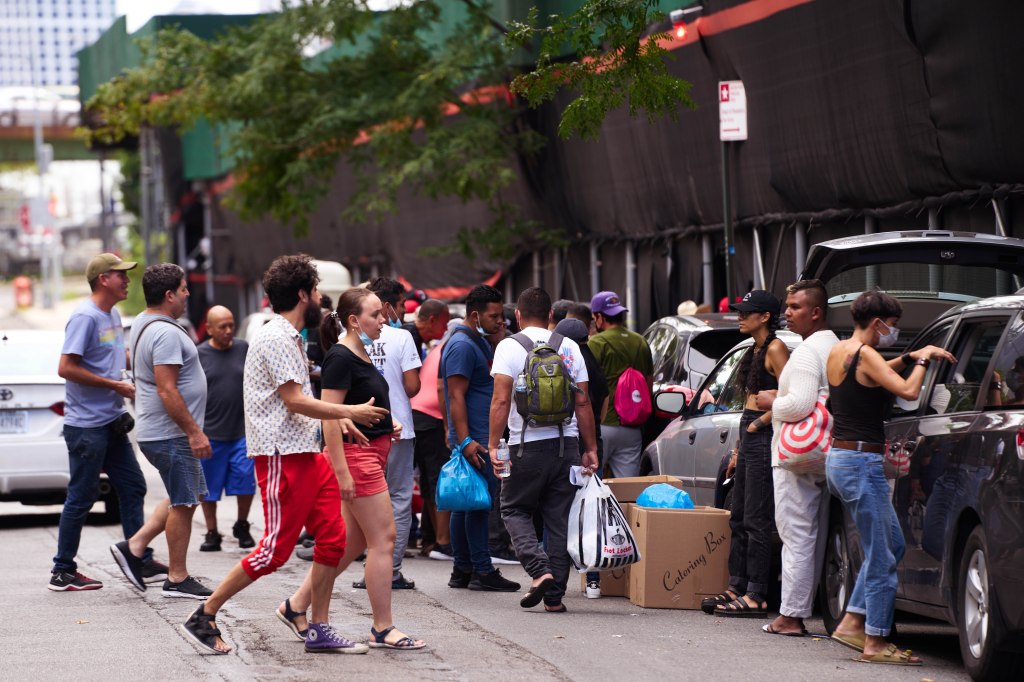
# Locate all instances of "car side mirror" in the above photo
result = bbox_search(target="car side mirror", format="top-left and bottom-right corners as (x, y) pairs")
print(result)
(654, 390), (687, 416)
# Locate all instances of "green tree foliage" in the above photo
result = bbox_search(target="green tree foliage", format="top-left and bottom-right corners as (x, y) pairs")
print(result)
(83, 0), (692, 259)
(508, 0), (695, 140)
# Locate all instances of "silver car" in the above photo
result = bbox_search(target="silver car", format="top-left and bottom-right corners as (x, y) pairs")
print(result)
(0, 329), (119, 521)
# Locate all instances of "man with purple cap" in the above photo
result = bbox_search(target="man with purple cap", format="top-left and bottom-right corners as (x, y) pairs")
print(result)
(588, 290), (653, 478)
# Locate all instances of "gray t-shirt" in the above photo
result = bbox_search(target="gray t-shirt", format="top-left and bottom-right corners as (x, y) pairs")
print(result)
(131, 312), (207, 442)
(61, 300), (127, 427)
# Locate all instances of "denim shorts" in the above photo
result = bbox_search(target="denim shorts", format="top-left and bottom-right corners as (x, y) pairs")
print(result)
(139, 437), (208, 507)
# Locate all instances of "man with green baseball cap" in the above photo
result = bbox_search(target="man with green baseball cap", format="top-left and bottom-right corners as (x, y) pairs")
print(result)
(85, 252), (138, 284)
(51, 251), (168, 592)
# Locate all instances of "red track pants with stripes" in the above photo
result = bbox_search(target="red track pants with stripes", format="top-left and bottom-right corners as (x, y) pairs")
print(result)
(241, 452), (346, 580)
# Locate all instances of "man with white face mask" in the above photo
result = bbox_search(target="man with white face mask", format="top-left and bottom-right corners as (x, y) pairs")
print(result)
(353, 277), (422, 590)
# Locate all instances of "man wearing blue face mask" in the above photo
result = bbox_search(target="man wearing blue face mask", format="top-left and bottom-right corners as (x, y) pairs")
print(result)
(441, 284), (520, 592)
(353, 277), (422, 590)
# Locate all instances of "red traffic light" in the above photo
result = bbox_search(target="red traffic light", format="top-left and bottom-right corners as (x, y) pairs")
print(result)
(673, 21), (688, 39)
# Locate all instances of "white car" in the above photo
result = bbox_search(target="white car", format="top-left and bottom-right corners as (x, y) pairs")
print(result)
(0, 329), (119, 521)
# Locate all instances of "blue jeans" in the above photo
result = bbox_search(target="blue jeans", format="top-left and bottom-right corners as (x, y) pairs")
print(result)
(826, 448), (905, 637)
(55, 422), (150, 573)
(139, 437), (208, 507)
(451, 462), (497, 574)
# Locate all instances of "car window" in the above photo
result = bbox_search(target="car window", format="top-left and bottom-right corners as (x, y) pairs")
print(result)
(647, 325), (680, 384)
(929, 320), (1006, 414)
(985, 314), (1024, 408)
(892, 322), (953, 416)
(692, 346), (747, 415)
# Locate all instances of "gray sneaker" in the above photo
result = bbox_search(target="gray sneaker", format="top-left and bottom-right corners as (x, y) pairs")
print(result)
(162, 576), (213, 600)
(109, 541), (145, 591)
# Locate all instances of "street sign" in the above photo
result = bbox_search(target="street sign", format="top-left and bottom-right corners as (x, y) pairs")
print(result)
(719, 81), (747, 141)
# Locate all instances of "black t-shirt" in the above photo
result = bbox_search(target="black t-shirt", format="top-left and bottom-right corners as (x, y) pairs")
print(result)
(402, 321), (426, 360)
(321, 344), (394, 439)
(197, 339), (248, 441)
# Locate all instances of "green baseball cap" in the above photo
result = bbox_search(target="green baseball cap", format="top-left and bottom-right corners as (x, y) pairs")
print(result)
(86, 253), (137, 282)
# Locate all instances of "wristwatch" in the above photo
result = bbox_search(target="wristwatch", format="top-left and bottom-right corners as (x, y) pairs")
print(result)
(915, 358), (930, 368)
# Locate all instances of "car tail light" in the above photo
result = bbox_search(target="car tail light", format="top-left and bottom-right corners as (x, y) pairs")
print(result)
(49, 402), (65, 416)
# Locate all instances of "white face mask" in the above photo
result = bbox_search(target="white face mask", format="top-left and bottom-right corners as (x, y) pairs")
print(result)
(877, 320), (900, 348)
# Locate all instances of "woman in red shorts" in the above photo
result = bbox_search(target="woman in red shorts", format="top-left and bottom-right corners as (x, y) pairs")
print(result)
(281, 287), (425, 650)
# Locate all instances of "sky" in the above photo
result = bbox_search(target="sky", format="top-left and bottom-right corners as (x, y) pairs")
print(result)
(116, 0), (406, 33)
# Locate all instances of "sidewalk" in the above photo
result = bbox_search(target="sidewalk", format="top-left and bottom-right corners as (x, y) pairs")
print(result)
(0, 275), (92, 331)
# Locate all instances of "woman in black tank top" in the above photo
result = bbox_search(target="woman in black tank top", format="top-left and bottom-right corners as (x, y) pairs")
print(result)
(825, 290), (954, 665)
(707, 290), (789, 617)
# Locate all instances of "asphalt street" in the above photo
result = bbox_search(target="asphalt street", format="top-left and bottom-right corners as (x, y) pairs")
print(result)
(1, 285), (971, 681)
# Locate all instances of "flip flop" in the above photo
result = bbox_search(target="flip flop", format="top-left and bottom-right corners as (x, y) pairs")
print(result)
(762, 622), (807, 637)
(543, 602), (567, 613)
(520, 577), (556, 608)
(831, 631), (866, 652)
(853, 643), (922, 666)
(714, 597), (768, 618)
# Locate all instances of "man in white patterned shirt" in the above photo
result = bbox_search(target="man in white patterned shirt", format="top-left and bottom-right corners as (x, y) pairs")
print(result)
(181, 254), (388, 655)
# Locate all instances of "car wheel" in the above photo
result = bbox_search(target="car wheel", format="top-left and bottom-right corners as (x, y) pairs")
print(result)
(957, 527), (1021, 680)
(818, 512), (852, 635)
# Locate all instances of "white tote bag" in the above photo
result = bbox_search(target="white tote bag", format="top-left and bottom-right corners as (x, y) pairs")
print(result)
(567, 474), (641, 572)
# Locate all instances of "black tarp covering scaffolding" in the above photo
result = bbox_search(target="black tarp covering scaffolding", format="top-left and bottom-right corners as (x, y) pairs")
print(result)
(213, 0), (1024, 326)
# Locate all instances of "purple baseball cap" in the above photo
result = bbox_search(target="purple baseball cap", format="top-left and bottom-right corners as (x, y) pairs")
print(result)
(591, 290), (628, 316)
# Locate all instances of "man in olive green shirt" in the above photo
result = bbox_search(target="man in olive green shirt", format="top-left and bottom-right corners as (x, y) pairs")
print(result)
(589, 291), (654, 477)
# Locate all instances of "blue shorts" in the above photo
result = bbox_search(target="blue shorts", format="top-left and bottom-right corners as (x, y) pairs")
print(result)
(139, 437), (208, 507)
(200, 437), (256, 502)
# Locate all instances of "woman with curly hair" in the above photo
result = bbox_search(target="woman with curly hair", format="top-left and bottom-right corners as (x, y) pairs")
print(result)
(705, 290), (790, 617)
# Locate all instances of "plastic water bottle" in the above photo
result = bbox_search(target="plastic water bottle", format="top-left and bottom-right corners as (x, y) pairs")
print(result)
(514, 374), (528, 395)
(496, 438), (511, 478)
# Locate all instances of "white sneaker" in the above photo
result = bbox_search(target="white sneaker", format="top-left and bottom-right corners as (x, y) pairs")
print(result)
(585, 580), (601, 599)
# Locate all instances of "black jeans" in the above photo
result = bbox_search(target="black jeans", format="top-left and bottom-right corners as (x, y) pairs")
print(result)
(500, 436), (580, 604)
(727, 409), (775, 598)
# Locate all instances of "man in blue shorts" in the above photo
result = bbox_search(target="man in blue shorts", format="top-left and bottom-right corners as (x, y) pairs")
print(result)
(196, 305), (256, 552)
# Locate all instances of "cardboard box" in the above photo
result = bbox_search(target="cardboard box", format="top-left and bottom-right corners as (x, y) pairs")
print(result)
(578, 503), (635, 598)
(604, 475), (684, 504)
(628, 506), (731, 609)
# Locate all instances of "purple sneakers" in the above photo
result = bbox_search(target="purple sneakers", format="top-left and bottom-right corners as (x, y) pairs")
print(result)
(304, 623), (369, 654)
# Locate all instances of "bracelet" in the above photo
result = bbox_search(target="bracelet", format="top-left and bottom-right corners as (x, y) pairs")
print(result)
(991, 381), (1004, 391)
(900, 353), (914, 366)
(915, 358), (930, 368)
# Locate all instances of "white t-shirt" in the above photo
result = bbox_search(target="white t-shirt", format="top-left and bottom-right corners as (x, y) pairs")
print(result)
(367, 325), (422, 440)
(491, 326), (589, 445)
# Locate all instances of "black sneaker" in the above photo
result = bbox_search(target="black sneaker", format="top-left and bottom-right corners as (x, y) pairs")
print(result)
(233, 520), (256, 549)
(296, 545), (314, 562)
(428, 543), (454, 561)
(469, 569), (521, 592)
(199, 531), (222, 552)
(162, 576), (214, 600)
(448, 568), (471, 589)
(489, 548), (519, 565)
(48, 571), (103, 591)
(142, 559), (169, 584)
(109, 541), (146, 591)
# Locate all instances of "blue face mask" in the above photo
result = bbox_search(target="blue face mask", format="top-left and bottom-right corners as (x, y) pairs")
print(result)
(473, 313), (489, 337)
(388, 319), (402, 329)
(356, 323), (374, 347)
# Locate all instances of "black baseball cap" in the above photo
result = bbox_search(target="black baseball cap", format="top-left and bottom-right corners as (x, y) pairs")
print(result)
(729, 290), (781, 315)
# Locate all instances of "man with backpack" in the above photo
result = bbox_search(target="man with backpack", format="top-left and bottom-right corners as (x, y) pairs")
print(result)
(488, 287), (599, 613)
(589, 290), (654, 478)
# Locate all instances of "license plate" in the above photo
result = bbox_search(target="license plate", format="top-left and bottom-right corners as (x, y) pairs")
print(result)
(0, 410), (28, 434)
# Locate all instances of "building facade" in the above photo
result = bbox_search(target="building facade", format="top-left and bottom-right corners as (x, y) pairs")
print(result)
(1, 0), (117, 87)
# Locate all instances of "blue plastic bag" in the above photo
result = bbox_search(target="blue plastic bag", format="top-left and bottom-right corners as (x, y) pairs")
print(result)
(435, 446), (491, 512)
(636, 483), (694, 509)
